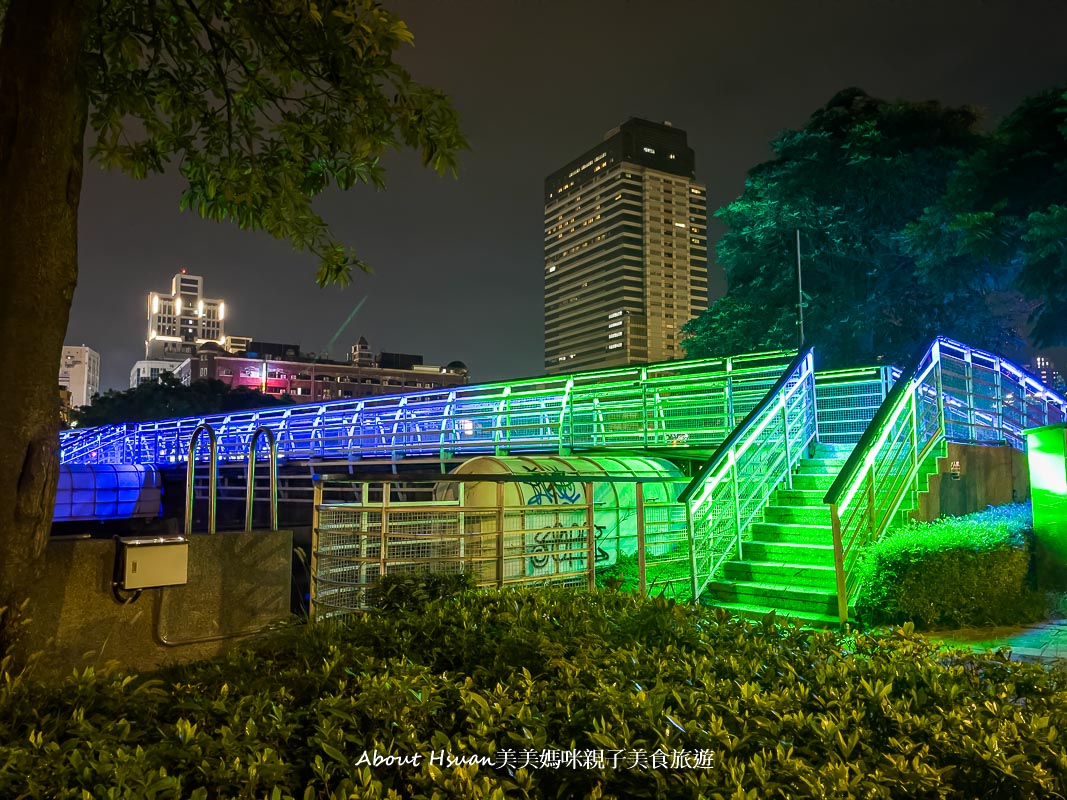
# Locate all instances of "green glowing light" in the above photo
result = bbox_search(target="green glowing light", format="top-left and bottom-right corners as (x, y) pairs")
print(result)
(1025, 423), (1067, 577)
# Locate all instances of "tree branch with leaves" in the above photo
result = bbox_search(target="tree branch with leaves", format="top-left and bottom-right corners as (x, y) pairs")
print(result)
(0, 0), (465, 606)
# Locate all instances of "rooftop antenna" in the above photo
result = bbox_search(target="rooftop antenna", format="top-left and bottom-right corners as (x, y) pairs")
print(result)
(323, 295), (368, 360)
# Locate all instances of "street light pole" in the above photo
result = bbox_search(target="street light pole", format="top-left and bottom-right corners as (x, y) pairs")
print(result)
(796, 229), (805, 350)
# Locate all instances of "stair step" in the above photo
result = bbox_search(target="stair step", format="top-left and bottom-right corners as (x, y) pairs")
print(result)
(704, 580), (840, 616)
(774, 488), (828, 507)
(703, 600), (844, 629)
(791, 473), (835, 491)
(721, 560), (838, 590)
(742, 540), (834, 565)
(764, 505), (833, 525)
(811, 442), (855, 459)
(749, 522), (835, 545)
(795, 461), (844, 476)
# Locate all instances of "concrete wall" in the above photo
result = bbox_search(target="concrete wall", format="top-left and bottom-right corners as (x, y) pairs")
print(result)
(913, 442), (1030, 521)
(20, 530), (292, 681)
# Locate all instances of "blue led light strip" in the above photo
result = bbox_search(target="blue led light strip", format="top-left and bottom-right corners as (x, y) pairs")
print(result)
(60, 351), (796, 466)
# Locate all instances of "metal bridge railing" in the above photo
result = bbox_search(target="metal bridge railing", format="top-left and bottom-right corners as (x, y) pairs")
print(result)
(680, 350), (818, 598)
(309, 475), (692, 620)
(815, 366), (898, 447)
(824, 336), (1067, 622)
(60, 351), (795, 466)
(58, 423), (135, 464)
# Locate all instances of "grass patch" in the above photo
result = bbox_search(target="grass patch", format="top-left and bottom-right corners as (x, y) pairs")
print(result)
(3, 589), (1067, 798)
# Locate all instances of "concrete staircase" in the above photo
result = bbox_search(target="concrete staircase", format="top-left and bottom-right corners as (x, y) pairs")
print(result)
(703, 442), (853, 627)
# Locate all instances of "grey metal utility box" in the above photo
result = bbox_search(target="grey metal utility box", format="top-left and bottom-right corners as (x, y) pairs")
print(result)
(116, 536), (189, 589)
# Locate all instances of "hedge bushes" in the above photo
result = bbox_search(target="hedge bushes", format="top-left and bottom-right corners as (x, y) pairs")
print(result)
(3, 588), (1067, 798)
(854, 503), (1047, 628)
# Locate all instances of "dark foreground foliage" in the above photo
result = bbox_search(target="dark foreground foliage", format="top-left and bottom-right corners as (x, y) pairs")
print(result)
(368, 570), (477, 611)
(3, 589), (1067, 798)
(854, 504), (1047, 629)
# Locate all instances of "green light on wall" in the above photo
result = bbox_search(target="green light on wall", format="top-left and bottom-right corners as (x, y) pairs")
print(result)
(1025, 423), (1067, 584)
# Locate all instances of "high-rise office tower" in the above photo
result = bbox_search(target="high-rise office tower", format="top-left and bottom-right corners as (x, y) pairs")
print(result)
(59, 345), (100, 408)
(544, 118), (708, 374)
(144, 270), (227, 361)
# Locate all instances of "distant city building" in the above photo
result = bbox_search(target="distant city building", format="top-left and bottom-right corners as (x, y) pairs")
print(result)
(129, 359), (178, 388)
(1031, 355), (1066, 392)
(58, 385), (74, 426)
(543, 118), (709, 374)
(145, 269), (228, 361)
(223, 334), (253, 355)
(59, 345), (100, 408)
(174, 337), (469, 403)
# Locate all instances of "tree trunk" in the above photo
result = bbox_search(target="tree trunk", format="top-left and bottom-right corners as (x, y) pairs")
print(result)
(0, 0), (93, 602)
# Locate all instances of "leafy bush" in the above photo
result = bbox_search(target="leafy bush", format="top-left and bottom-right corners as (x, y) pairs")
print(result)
(3, 589), (1067, 798)
(854, 503), (1047, 628)
(367, 568), (476, 611)
(595, 551), (693, 594)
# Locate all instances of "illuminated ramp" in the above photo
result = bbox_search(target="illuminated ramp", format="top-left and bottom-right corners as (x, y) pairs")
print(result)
(59, 350), (797, 468)
(698, 337), (1067, 625)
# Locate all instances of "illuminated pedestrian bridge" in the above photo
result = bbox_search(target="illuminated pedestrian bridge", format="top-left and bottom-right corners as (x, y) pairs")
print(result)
(56, 338), (1066, 623)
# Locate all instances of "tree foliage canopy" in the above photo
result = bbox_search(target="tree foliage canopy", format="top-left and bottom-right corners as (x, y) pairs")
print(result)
(67, 0), (466, 284)
(908, 85), (1067, 346)
(71, 372), (293, 427)
(683, 88), (1028, 368)
(0, 0), (466, 598)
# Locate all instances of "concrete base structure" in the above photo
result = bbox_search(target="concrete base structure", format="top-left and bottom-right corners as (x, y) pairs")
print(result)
(914, 442), (1030, 521)
(19, 530), (292, 681)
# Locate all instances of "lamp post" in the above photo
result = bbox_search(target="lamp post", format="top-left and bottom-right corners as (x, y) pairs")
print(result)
(796, 229), (806, 349)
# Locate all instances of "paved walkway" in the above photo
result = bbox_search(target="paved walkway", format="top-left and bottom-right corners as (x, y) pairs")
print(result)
(927, 617), (1067, 665)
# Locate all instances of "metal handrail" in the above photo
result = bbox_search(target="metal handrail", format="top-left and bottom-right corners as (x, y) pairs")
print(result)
(681, 349), (817, 597)
(245, 427), (279, 531)
(824, 335), (1067, 622)
(61, 350), (795, 467)
(185, 423), (218, 535)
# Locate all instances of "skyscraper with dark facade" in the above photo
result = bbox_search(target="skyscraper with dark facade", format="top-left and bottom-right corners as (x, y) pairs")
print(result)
(544, 118), (708, 374)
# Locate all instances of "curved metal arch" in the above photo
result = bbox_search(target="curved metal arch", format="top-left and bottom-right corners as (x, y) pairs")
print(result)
(245, 427), (279, 531)
(185, 423), (218, 535)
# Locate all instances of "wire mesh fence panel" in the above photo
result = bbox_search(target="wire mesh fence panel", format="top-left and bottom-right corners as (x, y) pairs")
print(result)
(311, 473), (700, 619)
(815, 369), (892, 446)
(642, 501), (694, 600)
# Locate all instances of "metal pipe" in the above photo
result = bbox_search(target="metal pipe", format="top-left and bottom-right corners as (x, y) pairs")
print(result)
(245, 427), (279, 531)
(636, 482), (647, 595)
(830, 503), (847, 623)
(686, 503), (699, 600)
(380, 481), (390, 579)
(584, 482), (596, 591)
(496, 482), (505, 587)
(185, 424), (218, 535)
(310, 475), (322, 621)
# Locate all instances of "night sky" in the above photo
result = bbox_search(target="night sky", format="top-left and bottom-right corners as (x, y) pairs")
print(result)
(70, 0), (1067, 392)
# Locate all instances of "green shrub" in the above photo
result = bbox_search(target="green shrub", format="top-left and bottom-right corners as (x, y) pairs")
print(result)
(595, 551), (693, 594)
(854, 503), (1047, 628)
(367, 568), (476, 612)
(3, 590), (1067, 798)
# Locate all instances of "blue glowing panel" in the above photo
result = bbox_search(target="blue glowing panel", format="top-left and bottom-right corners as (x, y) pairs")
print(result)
(53, 464), (162, 522)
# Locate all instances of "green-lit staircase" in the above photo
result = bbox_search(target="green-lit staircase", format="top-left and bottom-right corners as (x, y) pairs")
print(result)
(703, 442), (853, 627)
